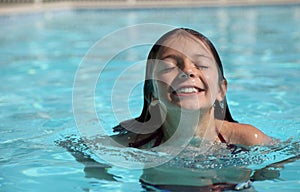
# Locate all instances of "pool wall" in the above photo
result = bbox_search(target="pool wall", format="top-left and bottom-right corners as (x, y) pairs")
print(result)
(1, 0), (300, 15)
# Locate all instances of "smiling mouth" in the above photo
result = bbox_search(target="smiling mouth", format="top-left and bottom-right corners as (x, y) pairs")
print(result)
(172, 86), (205, 96)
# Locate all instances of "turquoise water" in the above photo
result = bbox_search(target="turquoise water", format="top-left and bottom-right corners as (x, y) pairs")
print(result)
(1, 4), (300, 191)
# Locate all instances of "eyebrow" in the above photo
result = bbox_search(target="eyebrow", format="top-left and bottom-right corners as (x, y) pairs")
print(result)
(160, 53), (212, 61)
(192, 54), (212, 60)
(160, 54), (179, 61)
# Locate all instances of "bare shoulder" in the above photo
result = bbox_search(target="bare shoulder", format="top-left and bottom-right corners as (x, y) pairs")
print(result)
(218, 120), (273, 146)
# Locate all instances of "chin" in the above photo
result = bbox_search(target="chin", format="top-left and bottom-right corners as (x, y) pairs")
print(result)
(180, 105), (202, 111)
(175, 101), (204, 111)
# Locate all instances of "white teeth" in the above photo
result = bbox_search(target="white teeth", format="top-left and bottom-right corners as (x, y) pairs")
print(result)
(177, 87), (198, 94)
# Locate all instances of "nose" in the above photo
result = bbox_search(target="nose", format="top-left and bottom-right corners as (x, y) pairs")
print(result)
(178, 60), (197, 79)
(179, 70), (196, 79)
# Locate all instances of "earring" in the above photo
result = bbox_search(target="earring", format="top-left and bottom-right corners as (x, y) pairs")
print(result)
(219, 100), (224, 109)
(150, 98), (159, 106)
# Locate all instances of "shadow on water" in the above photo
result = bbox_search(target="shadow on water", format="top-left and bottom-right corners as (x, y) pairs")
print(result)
(55, 135), (300, 191)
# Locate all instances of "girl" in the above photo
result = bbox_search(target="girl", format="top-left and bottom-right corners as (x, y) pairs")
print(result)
(113, 28), (272, 149)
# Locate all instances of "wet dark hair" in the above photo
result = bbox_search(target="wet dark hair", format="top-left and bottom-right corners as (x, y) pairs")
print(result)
(137, 28), (237, 123)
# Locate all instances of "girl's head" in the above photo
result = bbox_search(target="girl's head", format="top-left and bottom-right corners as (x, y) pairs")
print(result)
(137, 28), (236, 123)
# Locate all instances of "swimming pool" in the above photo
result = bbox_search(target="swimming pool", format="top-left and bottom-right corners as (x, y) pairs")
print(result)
(1, 3), (300, 191)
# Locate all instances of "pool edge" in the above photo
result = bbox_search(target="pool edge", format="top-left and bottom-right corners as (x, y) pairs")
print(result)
(1, 0), (300, 16)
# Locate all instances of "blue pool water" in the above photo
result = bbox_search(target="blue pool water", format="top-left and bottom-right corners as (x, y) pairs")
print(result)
(1, 4), (300, 191)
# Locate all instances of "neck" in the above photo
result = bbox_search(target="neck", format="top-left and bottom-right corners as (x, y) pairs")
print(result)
(162, 107), (218, 142)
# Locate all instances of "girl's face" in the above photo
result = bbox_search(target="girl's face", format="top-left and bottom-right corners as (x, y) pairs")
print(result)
(153, 34), (226, 111)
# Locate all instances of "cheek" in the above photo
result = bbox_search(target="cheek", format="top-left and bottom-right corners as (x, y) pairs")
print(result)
(156, 81), (170, 97)
(204, 71), (220, 96)
(154, 82), (173, 105)
(154, 71), (176, 83)
(154, 73), (176, 92)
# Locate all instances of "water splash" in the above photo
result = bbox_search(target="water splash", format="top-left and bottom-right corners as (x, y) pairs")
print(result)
(56, 135), (299, 171)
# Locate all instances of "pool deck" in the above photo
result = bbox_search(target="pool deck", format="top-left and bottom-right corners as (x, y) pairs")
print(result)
(0, 0), (300, 15)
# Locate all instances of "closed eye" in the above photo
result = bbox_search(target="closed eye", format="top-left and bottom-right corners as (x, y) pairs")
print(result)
(159, 60), (178, 73)
(163, 66), (176, 71)
(196, 65), (209, 70)
(193, 55), (212, 70)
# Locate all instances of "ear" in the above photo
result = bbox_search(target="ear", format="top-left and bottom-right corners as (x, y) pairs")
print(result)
(217, 79), (227, 101)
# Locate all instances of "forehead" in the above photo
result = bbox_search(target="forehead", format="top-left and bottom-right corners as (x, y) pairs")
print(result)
(158, 32), (213, 59)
